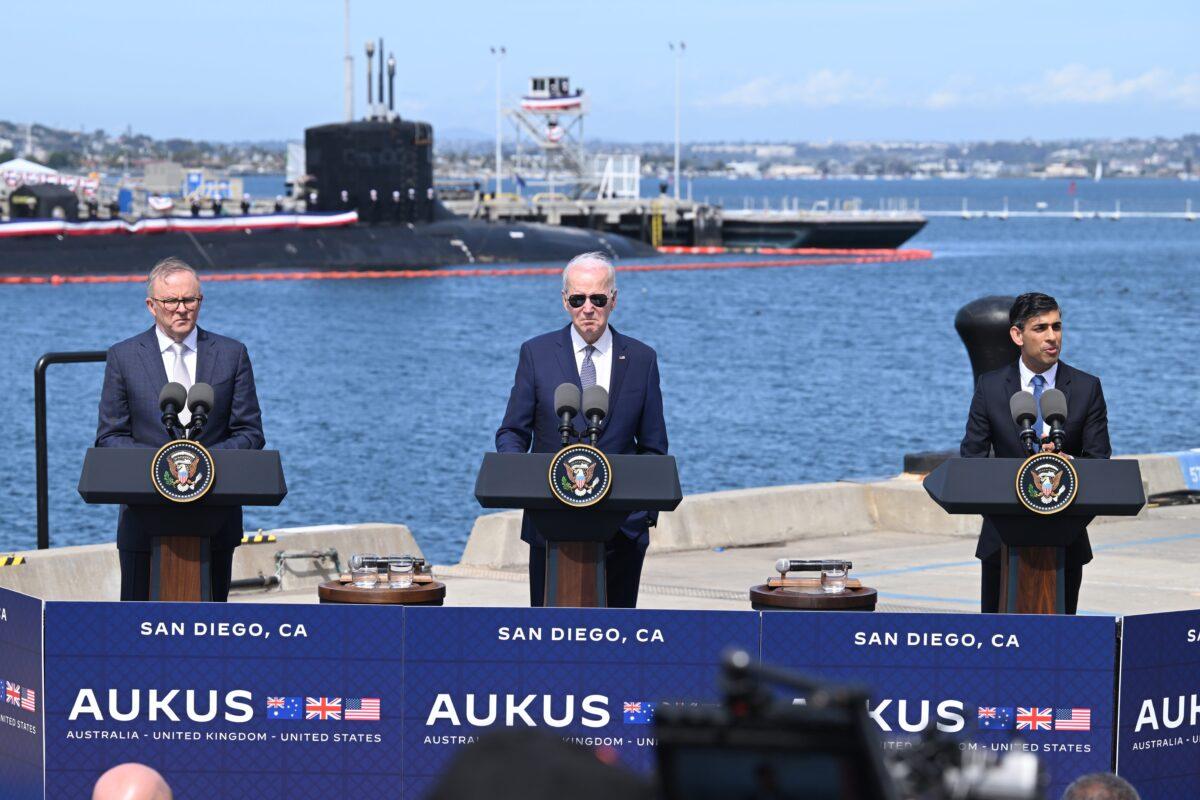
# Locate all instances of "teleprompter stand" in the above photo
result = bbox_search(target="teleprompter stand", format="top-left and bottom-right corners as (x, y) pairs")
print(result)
(79, 448), (286, 601)
(475, 452), (682, 607)
(923, 458), (1144, 614)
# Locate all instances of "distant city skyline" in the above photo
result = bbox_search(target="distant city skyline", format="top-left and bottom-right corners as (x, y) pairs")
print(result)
(11, 0), (1198, 144)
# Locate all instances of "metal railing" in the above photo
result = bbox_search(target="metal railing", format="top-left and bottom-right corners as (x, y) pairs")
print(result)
(35, 351), (106, 549)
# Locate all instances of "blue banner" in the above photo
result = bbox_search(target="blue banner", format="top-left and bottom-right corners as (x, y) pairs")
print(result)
(43, 601), (405, 798)
(402, 607), (759, 798)
(0, 586), (44, 800)
(761, 611), (1117, 799)
(1118, 609), (1200, 799)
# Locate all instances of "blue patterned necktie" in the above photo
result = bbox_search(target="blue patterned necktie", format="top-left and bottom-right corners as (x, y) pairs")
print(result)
(580, 345), (597, 389)
(1032, 373), (1046, 438)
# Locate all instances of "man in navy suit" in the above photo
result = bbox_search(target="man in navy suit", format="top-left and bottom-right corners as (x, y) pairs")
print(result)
(496, 251), (668, 607)
(96, 257), (265, 601)
(960, 292), (1111, 614)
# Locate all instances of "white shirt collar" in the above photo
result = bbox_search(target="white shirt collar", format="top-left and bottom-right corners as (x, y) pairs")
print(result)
(156, 325), (198, 354)
(570, 324), (612, 355)
(1018, 358), (1057, 389)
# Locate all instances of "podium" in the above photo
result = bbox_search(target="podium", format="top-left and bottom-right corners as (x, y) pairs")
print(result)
(475, 452), (682, 607)
(923, 458), (1144, 614)
(78, 448), (287, 601)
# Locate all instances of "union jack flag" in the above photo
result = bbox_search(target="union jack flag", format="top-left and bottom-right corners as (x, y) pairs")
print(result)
(266, 697), (285, 708)
(305, 697), (342, 721)
(4, 682), (21, 706)
(1016, 707), (1052, 731)
(978, 707), (996, 718)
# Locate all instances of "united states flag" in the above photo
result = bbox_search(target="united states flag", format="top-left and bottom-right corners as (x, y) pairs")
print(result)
(1054, 708), (1091, 731)
(305, 697), (342, 721)
(21, 688), (35, 713)
(345, 698), (381, 721)
(1016, 707), (1052, 731)
(4, 682), (21, 706)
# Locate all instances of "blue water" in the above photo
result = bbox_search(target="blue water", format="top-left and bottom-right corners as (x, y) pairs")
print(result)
(2, 179), (1197, 563)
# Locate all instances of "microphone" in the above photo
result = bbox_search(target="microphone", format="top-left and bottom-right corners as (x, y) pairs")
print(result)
(1008, 391), (1040, 456)
(581, 385), (608, 445)
(1040, 388), (1069, 453)
(775, 558), (853, 574)
(158, 382), (187, 439)
(185, 383), (214, 440)
(554, 383), (581, 445)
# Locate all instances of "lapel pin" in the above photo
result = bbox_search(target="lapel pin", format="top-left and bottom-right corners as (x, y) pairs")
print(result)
(619, 355), (626, 360)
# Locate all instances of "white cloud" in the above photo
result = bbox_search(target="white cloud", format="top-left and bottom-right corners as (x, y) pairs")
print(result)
(707, 66), (1200, 113)
(700, 70), (888, 109)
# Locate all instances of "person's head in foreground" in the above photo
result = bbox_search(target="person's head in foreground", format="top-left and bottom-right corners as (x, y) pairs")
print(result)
(1061, 772), (1139, 800)
(92, 762), (172, 800)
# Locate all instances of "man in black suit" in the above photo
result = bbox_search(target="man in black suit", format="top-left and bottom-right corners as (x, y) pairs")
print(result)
(96, 257), (265, 601)
(960, 292), (1111, 614)
(496, 252), (668, 607)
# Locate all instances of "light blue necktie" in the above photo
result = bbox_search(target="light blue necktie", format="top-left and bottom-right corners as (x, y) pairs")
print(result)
(580, 345), (597, 389)
(1032, 373), (1046, 438)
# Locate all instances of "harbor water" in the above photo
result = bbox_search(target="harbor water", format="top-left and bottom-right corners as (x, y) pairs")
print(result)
(1, 179), (1197, 563)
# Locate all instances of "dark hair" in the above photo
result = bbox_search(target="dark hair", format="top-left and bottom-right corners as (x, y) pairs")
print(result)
(1061, 772), (1140, 800)
(1009, 292), (1060, 330)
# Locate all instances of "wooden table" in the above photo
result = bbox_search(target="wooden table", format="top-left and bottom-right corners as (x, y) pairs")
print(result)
(749, 583), (877, 611)
(318, 580), (446, 605)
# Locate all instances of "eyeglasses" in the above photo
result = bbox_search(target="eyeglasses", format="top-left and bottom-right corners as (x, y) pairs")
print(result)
(566, 293), (611, 308)
(152, 296), (203, 310)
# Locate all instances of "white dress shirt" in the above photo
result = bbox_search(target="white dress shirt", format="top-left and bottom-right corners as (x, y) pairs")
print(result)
(1018, 359), (1058, 436)
(570, 324), (613, 392)
(156, 325), (198, 426)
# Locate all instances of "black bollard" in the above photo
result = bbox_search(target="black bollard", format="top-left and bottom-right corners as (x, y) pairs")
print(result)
(903, 295), (1019, 474)
(954, 295), (1020, 386)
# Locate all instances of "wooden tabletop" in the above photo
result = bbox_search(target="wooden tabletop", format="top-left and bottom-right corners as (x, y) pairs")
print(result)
(318, 580), (446, 605)
(749, 583), (877, 611)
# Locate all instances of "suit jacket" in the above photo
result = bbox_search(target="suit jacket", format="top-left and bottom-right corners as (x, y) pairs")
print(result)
(496, 324), (669, 546)
(960, 360), (1111, 564)
(96, 326), (266, 551)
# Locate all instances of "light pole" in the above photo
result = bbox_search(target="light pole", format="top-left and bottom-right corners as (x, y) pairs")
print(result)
(343, 0), (353, 121)
(490, 46), (506, 195)
(669, 41), (685, 201)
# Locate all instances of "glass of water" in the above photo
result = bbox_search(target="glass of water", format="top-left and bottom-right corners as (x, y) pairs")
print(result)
(820, 561), (848, 593)
(349, 554), (379, 588)
(388, 557), (414, 589)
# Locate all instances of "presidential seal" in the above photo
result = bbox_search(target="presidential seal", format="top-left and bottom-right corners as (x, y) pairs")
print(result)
(1015, 451), (1078, 515)
(548, 444), (612, 507)
(151, 439), (216, 503)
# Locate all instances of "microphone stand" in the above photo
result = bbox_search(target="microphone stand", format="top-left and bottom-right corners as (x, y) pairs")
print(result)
(186, 408), (208, 441)
(583, 413), (603, 446)
(161, 407), (183, 440)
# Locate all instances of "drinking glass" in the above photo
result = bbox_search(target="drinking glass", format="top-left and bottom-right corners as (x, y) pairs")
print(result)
(820, 561), (848, 593)
(349, 553), (378, 588)
(388, 558), (414, 589)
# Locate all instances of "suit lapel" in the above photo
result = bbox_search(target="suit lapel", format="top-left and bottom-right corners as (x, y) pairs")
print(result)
(1056, 361), (1073, 408)
(605, 327), (630, 430)
(1003, 361), (1022, 448)
(137, 327), (169, 387)
(555, 325), (585, 431)
(194, 328), (216, 385)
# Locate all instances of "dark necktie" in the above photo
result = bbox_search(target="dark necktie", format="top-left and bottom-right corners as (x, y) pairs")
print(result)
(1032, 374), (1046, 438)
(580, 345), (597, 389)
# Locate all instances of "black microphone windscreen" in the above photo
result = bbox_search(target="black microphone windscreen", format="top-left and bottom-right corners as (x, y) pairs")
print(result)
(582, 385), (608, 418)
(186, 382), (214, 414)
(1009, 391), (1037, 426)
(159, 382), (187, 411)
(1040, 388), (1068, 423)
(554, 383), (581, 417)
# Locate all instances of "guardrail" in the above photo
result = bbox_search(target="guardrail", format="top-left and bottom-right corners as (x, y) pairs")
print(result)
(35, 351), (106, 550)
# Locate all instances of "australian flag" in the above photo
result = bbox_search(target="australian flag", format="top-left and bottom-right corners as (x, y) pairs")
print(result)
(977, 706), (1015, 730)
(623, 701), (656, 725)
(266, 696), (303, 720)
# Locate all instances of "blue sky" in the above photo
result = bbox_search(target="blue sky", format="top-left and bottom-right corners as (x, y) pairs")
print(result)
(10, 1), (1198, 143)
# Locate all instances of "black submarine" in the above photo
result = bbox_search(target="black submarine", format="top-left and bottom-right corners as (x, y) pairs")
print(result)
(0, 94), (655, 277)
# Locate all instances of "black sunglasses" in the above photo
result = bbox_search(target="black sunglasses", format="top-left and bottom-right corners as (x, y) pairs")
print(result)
(566, 293), (611, 308)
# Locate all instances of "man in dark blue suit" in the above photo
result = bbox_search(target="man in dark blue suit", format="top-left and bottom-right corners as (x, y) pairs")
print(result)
(96, 257), (265, 601)
(496, 251), (668, 607)
(960, 292), (1111, 614)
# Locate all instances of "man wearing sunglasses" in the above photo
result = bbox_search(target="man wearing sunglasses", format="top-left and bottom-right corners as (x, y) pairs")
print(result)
(497, 251), (668, 607)
(96, 256), (265, 601)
